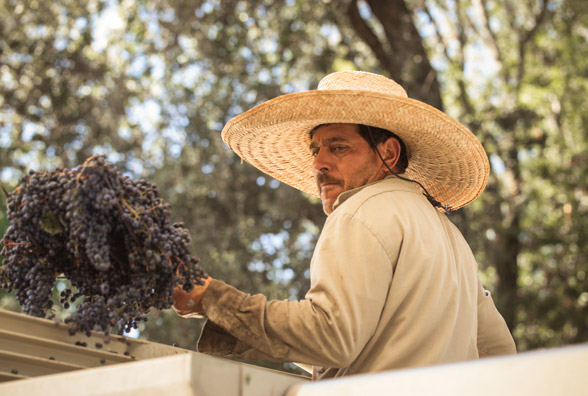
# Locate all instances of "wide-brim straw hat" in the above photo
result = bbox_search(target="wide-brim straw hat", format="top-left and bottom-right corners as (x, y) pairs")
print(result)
(221, 71), (489, 210)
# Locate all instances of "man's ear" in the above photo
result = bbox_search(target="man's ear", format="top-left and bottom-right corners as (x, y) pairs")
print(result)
(378, 137), (402, 173)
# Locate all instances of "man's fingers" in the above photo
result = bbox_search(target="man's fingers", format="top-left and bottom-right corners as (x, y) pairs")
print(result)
(172, 277), (213, 316)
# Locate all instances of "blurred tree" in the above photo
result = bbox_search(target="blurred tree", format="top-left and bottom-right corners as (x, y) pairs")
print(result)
(1, 0), (588, 373)
(405, 0), (588, 349)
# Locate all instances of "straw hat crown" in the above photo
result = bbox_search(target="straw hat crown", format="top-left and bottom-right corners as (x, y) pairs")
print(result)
(221, 70), (490, 210)
(317, 71), (408, 98)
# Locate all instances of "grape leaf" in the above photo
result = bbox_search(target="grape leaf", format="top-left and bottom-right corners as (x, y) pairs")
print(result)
(40, 211), (63, 235)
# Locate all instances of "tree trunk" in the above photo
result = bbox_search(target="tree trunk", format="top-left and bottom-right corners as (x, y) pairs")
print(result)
(347, 0), (443, 109)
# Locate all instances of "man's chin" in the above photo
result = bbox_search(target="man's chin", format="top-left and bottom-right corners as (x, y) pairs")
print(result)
(321, 197), (336, 215)
(319, 187), (342, 214)
(322, 203), (334, 215)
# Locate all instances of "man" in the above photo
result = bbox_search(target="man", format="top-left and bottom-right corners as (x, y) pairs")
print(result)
(173, 71), (516, 380)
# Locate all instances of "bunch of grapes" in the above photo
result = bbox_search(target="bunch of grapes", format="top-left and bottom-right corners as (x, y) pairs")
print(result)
(0, 155), (206, 336)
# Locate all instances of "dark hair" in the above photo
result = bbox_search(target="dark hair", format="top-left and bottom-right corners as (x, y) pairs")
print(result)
(310, 124), (409, 173)
(357, 125), (408, 173)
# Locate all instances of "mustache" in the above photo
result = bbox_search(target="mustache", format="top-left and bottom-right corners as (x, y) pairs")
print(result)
(316, 173), (342, 189)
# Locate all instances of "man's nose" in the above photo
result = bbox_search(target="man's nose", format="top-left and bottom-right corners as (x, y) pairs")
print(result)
(312, 149), (332, 173)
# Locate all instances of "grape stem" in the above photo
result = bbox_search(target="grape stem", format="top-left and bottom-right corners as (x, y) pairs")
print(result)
(0, 183), (9, 199)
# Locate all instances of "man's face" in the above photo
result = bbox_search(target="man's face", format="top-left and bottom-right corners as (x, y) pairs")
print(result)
(310, 123), (386, 214)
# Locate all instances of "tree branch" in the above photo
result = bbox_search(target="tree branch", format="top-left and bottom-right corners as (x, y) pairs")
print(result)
(479, 0), (505, 70)
(364, 0), (443, 108)
(346, 0), (397, 77)
(516, 0), (550, 87)
(503, 0), (520, 34)
(421, 3), (452, 65)
(453, 0), (476, 117)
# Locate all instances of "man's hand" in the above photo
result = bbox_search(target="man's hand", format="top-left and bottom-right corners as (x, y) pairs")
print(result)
(172, 276), (213, 318)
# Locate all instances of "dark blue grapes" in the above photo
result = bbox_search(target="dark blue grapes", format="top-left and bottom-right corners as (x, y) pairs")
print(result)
(0, 155), (206, 336)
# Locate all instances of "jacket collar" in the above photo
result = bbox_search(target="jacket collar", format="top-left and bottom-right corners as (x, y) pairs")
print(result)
(330, 176), (418, 214)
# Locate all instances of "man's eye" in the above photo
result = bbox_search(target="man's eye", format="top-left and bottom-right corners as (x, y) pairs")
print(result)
(332, 146), (346, 152)
(311, 149), (319, 157)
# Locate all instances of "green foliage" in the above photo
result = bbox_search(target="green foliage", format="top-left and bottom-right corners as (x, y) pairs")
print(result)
(414, 0), (588, 349)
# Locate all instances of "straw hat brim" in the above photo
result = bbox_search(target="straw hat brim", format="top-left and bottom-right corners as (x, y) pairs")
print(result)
(221, 89), (489, 210)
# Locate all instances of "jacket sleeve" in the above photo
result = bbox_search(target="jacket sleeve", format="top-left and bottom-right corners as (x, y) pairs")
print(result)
(197, 212), (398, 368)
(476, 279), (517, 357)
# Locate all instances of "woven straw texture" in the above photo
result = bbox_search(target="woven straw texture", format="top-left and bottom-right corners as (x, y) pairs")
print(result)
(221, 71), (489, 210)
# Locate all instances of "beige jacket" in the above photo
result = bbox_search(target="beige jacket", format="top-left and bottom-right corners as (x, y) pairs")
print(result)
(197, 177), (516, 379)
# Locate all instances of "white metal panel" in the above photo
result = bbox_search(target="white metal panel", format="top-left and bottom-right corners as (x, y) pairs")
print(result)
(286, 344), (588, 396)
(0, 308), (308, 395)
(0, 308), (188, 382)
(0, 352), (308, 396)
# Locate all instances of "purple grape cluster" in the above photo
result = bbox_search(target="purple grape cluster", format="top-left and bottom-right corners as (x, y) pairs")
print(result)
(0, 155), (206, 336)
